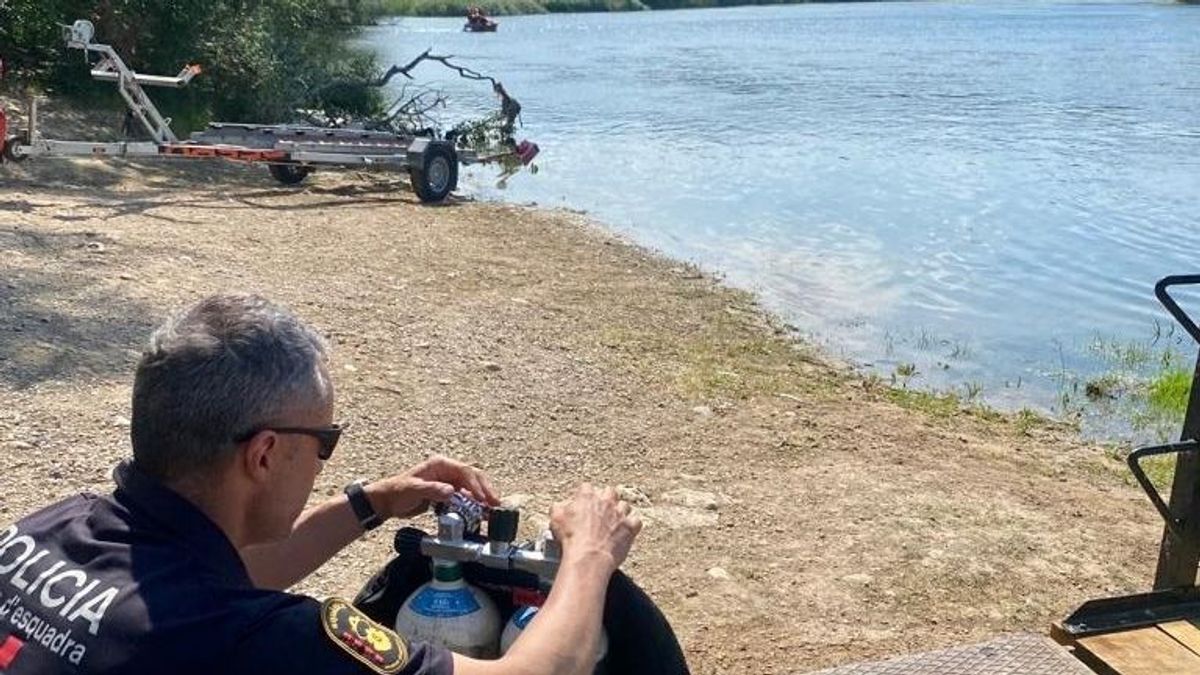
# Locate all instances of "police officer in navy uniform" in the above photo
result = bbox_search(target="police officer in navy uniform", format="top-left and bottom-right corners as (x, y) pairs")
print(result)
(0, 294), (641, 675)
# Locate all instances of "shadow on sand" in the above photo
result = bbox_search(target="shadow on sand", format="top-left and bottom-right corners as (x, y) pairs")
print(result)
(0, 224), (162, 388)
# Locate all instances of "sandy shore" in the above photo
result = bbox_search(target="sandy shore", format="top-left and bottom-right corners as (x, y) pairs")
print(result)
(0, 99), (1167, 673)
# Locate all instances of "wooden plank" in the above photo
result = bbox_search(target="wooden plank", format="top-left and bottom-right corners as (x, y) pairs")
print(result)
(1049, 622), (1074, 646)
(1159, 620), (1200, 657)
(1077, 626), (1200, 674)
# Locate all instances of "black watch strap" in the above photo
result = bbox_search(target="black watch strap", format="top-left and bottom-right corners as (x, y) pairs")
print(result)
(344, 480), (384, 531)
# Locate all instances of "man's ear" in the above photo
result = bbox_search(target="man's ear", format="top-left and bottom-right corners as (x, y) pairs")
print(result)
(239, 431), (279, 485)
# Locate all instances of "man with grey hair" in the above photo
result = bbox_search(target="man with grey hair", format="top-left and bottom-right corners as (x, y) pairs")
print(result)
(0, 294), (641, 675)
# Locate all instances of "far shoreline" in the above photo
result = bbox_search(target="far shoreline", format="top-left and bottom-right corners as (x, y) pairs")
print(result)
(363, 0), (887, 19)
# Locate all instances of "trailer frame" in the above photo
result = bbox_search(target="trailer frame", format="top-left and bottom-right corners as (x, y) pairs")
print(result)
(0, 20), (516, 203)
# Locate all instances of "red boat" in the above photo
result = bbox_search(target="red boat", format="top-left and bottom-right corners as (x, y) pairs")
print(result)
(464, 6), (498, 32)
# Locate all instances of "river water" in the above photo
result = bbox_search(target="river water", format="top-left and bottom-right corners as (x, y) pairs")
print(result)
(363, 2), (1200, 434)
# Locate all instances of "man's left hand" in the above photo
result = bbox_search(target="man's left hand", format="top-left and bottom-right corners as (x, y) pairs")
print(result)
(366, 455), (500, 520)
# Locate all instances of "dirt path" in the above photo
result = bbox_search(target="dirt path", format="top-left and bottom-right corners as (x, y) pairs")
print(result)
(0, 129), (1166, 672)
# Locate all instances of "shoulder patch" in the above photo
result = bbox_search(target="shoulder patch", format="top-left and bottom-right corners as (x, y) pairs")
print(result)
(321, 597), (410, 674)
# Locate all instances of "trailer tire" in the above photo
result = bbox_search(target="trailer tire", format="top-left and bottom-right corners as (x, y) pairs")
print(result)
(268, 162), (310, 186)
(409, 142), (457, 204)
(3, 135), (27, 163)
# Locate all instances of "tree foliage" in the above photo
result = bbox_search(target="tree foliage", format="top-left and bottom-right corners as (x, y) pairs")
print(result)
(0, 0), (384, 129)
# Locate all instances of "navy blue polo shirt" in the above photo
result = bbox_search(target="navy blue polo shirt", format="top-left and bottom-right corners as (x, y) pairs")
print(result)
(0, 462), (453, 675)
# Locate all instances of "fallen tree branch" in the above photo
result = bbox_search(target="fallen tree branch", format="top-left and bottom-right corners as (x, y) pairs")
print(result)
(375, 50), (521, 136)
(375, 49), (498, 88)
(296, 49), (534, 184)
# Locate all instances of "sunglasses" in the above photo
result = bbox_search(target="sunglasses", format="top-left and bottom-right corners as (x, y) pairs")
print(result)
(235, 422), (346, 460)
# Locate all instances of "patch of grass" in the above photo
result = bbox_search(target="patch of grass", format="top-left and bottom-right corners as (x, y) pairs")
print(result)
(1105, 445), (1177, 491)
(1138, 454), (1177, 490)
(886, 385), (1009, 422)
(869, 374), (1033, 428)
(886, 388), (961, 418)
(1089, 336), (1154, 370)
(596, 310), (833, 401)
(948, 340), (972, 360)
(1147, 366), (1192, 419)
(915, 329), (935, 351)
(972, 405), (1006, 423)
(862, 373), (884, 391)
(892, 362), (918, 388)
(1050, 328), (1192, 441)
(1084, 373), (1125, 401)
(675, 333), (820, 400)
(1014, 407), (1043, 435)
(1128, 408), (1178, 444)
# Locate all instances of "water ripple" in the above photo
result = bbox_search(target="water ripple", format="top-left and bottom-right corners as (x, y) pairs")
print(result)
(368, 2), (1200, 416)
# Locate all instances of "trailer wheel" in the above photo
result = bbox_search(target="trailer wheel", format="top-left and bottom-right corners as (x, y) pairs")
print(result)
(409, 142), (457, 204)
(3, 135), (27, 163)
(268, 162), (310, 186)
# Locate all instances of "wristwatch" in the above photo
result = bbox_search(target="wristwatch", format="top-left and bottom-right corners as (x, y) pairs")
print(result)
(344, 480), (384, 531)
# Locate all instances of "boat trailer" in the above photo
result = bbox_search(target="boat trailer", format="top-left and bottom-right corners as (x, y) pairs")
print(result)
(0, 20), (532, 203)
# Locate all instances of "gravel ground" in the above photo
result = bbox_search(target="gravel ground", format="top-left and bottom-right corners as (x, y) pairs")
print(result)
(0, 98), (1167, 673)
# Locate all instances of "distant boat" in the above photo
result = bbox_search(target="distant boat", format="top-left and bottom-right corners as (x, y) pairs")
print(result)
(463, 17), (497, 32)
(464, 7), (498, 32)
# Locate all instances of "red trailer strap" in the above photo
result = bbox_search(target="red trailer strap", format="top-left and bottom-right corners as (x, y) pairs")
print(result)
(159, 144), (288, 163)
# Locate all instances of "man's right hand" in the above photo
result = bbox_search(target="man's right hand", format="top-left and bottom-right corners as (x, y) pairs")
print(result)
(550, 484), (642, 572)
(453, 484), (643, 675)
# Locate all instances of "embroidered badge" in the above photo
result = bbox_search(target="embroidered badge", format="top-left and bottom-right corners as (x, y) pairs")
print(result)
(321, 598), (410, 674)
(0, 635), (25, 669)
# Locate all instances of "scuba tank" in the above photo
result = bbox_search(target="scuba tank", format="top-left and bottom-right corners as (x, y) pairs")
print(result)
(394, 557), (502, 657)
(500, 604), (609, 668)
(354, 493), (691, 675)
(498, 604), (537, 654)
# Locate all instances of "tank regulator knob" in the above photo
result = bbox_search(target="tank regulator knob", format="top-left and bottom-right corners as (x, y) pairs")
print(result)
(488, 508), (520, 544)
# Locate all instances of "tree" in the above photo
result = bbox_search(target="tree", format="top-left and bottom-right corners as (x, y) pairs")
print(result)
(0, 1), (383, 129)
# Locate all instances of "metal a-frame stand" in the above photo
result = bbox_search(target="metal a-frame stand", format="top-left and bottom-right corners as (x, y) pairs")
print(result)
(1057, 275), (1200, 642)
(1139, 275), (1200, 590)
(66, 19), (199, 144)
(10, 20), (198, 160)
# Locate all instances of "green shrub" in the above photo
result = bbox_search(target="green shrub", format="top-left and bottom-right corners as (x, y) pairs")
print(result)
(0, 1), (384, 131)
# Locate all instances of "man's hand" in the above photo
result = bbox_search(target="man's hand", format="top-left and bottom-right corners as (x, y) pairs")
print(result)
(453, 484), (643, 675)
(367, 455), (500, 520)
(550, 484), (642, 572)
(242, 455), (496, 590)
